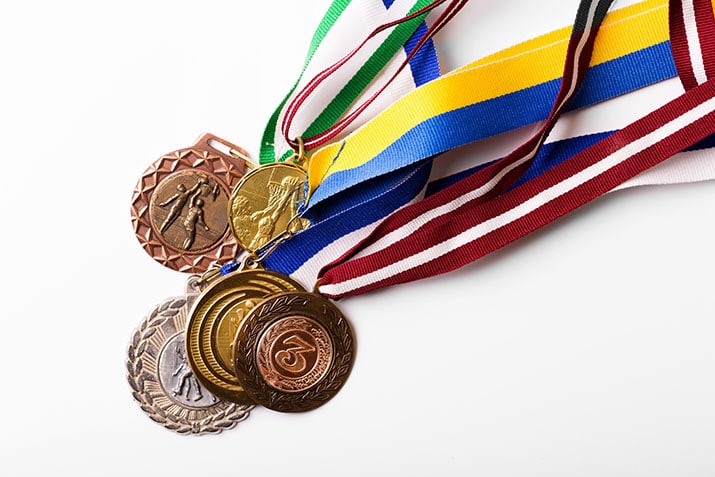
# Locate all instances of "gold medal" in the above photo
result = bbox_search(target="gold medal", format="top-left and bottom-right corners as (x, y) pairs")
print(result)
(232, 291), (355, 413)
(185, 267), (306, 404)
(131, 133), (251, 273)
(227, 162), (311, 252)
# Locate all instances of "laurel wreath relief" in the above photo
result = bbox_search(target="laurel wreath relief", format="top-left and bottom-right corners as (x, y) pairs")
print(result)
(236, 294), (354, 412)
(126, 297), (252, 435)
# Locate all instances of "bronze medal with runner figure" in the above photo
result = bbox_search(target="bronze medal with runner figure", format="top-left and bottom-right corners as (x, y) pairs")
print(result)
(131, 133), (250, 273)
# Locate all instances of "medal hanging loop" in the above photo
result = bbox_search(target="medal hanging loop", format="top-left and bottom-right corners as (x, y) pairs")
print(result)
(238, 252), (262, 271)
(249, 214), (306, 265)
(197, 262), (225, 289)
(289, 136), (308, 168)
(247, 230), (294, 267)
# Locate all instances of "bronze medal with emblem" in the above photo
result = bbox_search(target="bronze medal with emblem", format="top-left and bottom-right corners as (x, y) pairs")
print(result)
(232, 291), (355, 413)
(131, 133), (251, 273)
(184, 267), (306, 404)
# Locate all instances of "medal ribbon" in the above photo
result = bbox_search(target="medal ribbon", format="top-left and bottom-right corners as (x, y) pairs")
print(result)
(406, 0), (615, 207)
(670, 0), (715, 89)
(316, 0), (715, 298)
(304, 0), (700, 207)
(260, 0), (441, 164)
(259, 0), (715, 285)
(281, 0), (468, 152)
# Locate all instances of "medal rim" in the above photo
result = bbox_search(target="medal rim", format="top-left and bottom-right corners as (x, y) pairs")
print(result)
(130, 138), (248, 273)
(232, 290), (355, 413)
(126, 286), (253, 435)
(184, 269), (307, 404)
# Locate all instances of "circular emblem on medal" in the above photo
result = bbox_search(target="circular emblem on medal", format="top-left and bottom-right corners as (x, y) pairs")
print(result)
(126, 277), (252, 435)
(130, 133), (249, 273)
(228, 163), (311, 252)
(149, 169), (230, 253)
(233, 291), (355, 413)
(185, 269), (306, 404)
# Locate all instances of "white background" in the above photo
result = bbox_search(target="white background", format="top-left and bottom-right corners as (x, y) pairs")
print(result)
(1, 0), (714, 475)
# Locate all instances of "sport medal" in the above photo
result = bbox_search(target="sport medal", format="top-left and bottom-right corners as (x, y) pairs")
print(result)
(126, 275), (252, 435)
(232, 290), (354, 413)
(127, 0), (445, 432)
(228, 161), (310, 253)
(127, 0), (715, 435)
(184, 265), (307, 404)
(130, 133), (250, 273)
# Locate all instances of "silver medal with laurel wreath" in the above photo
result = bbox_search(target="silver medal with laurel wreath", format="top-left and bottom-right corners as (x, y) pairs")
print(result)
(126, 276), (253, 435)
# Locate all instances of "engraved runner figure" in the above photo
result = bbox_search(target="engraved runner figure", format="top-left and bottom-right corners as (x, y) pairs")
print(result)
(157, 176), (207, 234)
(248, 176), (304, 250)
(230, 196), (254, 244)
(228, 300), (258, 352)
(181, 190), (210, 250)
(171, 343), (206, 402)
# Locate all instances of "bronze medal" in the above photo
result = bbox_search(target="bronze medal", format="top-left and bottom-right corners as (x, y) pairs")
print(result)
(227, 163), (311, 252)
(185, 268), (306, 404)
(131, 133), (250, 273)
(232, 291), (355, 413)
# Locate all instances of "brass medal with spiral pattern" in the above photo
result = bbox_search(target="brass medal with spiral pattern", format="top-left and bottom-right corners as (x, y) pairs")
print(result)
(185, 269), (306, 404)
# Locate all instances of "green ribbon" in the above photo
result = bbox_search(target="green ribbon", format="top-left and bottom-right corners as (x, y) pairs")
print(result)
(259, 0), (436, 164)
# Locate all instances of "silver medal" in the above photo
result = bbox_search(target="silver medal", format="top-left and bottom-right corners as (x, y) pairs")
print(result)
(126, 276), (253, 435)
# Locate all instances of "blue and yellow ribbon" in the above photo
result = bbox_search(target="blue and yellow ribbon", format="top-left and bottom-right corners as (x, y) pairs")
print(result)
(306, 0), (681, 206)
(257, 0), (709, 281)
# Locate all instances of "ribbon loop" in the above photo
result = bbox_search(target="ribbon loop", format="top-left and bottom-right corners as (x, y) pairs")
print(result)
(669, 0), (715, 89)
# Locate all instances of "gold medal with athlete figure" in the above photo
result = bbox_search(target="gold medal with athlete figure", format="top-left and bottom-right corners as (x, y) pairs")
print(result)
(131, 133), (251, 273)
(228, 162), (311, 252)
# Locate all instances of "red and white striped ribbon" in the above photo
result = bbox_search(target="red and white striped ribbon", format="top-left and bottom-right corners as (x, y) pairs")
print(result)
(669, 0), (715, 89)
(454, 0), (614, 204)
(282, 0), (467, 151)
(319, 78), (715, 297)
(317, 0), (715, 298)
